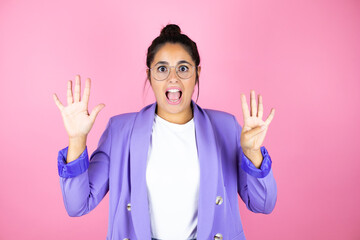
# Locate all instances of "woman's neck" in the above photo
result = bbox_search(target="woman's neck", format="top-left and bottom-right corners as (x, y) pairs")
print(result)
(156, 104), (193, 124)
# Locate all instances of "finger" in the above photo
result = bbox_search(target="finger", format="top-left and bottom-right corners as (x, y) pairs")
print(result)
(74, 75), (81, 102)
(82, 78), (91, 106)
(258, 94), (263, 119)
(264, 108), (275, 126)
(250, 90), (257, 117)
(244, 125), (266, 140)
(53, 93), (64, 111)
(67, 80), (73, 105)
(90, 104), (105, 122)
(241, 94), (250, 119)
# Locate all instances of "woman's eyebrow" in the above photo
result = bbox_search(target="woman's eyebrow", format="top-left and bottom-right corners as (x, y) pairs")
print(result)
(155, 61), (168, 65)
(155, 60), (191, 65)
(177, 60), (191, 64)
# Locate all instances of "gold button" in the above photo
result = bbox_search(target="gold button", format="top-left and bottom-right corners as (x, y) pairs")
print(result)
(215, 196), (223, 205)
(214, 233), (223, 240)
(127, 203), (131, 211)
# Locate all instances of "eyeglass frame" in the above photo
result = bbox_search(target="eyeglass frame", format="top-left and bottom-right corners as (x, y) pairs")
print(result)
(148, 61), (196, 81)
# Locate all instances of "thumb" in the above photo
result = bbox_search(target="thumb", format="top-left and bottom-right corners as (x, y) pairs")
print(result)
(90, 103), (105, 122)
(243, 124), (266, 139)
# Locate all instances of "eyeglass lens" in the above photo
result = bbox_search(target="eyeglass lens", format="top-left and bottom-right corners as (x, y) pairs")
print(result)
(152, 63), (194, 81)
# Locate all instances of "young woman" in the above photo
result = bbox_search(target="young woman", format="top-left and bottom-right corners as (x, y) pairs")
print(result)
(53, 24), (277, 240)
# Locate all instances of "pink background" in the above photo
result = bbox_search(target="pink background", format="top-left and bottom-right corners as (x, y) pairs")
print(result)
(1, 0), (359, 239)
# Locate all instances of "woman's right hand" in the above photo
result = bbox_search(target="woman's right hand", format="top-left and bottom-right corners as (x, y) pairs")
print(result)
(53, 75), (105, 140)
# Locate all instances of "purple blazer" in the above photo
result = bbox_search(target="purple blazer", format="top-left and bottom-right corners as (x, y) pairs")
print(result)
(57, 100), (277, 240)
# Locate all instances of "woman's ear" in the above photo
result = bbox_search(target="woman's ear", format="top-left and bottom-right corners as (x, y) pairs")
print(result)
(146, 69), (152, 85)
(197, 66), (201, 77)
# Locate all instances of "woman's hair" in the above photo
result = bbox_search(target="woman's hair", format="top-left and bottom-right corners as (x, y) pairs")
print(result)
(145, 24), (201, 102)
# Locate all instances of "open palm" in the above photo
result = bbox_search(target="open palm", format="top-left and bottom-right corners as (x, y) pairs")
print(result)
(52, 75), (105, 139)
(240, 90), (275, 152)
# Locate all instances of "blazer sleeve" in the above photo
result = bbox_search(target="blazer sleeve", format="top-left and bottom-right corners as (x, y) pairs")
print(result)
(57, 118), (112, 217)
(233, 116), (278, 214)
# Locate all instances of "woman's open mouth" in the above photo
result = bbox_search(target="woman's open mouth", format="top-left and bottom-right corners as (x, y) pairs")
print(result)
(165, 88), (182, 105)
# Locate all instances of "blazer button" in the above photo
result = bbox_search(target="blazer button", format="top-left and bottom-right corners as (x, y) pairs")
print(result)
(127, 203), (131, 211)
(215, 196), (223, 205)
(214, 233), (223, 240)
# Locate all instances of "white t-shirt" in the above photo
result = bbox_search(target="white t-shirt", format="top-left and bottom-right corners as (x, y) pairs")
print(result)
(146, 114), (200, 240)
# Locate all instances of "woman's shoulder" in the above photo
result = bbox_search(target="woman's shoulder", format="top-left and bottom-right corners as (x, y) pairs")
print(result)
(107, 112), (138, 130)
(203, 108), (236, 123)
(201, 108), (241, 137)
(110, 112), (138, 121)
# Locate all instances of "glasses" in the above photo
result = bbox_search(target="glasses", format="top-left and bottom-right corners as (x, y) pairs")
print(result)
(149, 62), (195, 81)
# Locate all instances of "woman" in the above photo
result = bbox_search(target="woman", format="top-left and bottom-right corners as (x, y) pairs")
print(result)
(53, 24), (277, 240)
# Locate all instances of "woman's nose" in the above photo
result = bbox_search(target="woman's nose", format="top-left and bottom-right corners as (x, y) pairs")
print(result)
(168, 67), (179, 82)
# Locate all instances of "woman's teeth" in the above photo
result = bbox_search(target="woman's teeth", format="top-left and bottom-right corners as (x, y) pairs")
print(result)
(168, 89), (180, 93)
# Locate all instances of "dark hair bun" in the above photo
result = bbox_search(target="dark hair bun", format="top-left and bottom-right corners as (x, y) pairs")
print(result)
(160, 24), (181, 37)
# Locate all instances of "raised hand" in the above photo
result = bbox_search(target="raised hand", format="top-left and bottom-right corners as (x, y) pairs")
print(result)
(53, 75), (105, 139)
(240, 90), (275, 167)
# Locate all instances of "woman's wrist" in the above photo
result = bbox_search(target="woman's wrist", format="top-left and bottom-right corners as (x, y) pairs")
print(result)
(242, 148), (263, 168)
(67, 136), (87, 163)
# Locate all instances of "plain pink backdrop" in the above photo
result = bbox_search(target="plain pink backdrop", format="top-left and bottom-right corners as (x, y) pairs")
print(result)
(0, 0), (359, 239)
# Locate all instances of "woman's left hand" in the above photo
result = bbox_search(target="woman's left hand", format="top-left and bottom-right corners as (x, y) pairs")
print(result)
(240, 90), (275, 167)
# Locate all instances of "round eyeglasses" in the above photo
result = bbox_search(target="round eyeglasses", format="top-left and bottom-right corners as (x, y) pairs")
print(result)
(149, 62), (195, 81)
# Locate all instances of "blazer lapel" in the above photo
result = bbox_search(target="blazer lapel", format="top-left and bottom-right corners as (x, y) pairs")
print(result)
(129, 100), (219, 240)
(192, 100), (219, 239)
(129, 102), (156, 240)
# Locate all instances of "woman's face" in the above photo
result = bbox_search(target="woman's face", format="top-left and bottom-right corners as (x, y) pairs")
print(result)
(147, 42), (201, 124)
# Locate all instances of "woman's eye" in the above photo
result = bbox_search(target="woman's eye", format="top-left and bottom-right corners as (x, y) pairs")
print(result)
(179, 65), (189, 72)
(157, 66), (167, 72)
